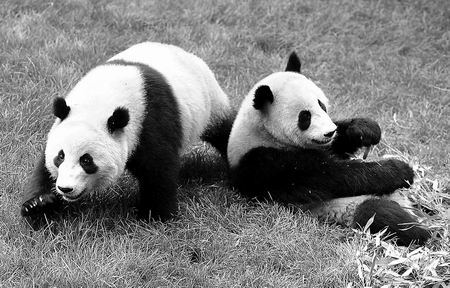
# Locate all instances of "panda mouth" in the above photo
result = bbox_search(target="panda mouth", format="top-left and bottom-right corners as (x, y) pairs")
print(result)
(312, 138), (333, 145)
(62, 191), (85, 202)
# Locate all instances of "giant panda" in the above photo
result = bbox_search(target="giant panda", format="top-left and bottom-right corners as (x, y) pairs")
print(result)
(21, 42), (233, 224)
(227, 52), (430, 246)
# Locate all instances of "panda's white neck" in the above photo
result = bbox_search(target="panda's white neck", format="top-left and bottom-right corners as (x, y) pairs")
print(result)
(228, 111), (287, 167)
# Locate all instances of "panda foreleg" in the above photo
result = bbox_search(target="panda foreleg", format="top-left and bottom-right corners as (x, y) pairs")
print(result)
(232, 147), (414, 203)
(332, 118), (381, 158)
(135, 174), (178, 221)
(128, 151), (179, 222)
(21, 152), (62, 228)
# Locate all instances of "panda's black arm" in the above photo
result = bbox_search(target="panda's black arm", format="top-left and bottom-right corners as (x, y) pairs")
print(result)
(21, 152), (62, 220)
(331, 118), (381, 158)
(230, 147), (414, 204)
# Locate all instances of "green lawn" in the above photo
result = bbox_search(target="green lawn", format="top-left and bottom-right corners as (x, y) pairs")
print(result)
(0, 0), (449, 287)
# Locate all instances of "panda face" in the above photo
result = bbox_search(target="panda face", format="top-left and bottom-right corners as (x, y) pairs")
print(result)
(254, 72), (337, 149)
(45, 122), (127, 201)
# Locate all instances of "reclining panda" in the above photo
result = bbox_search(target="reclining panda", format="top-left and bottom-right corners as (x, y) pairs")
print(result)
(21, 42), (233, 224)
(227, 52), (430, 246)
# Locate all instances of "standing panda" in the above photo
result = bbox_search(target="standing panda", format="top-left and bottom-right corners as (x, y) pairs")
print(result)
(227, 52), (430, 246)
(21, 42), (234, 223)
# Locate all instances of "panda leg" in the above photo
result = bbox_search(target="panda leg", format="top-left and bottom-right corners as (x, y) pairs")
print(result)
(135, 174), (178, 221)
(353, 198), (430, 246)
(201, 110), (236, 160)
(128, 152), (179, 221)
(231, 147), (415, 203)
(21, 152), (62, 228)
(332, 118), (382, 158)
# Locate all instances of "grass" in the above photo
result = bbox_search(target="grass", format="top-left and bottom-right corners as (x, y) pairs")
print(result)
(0, 0), (449, 287)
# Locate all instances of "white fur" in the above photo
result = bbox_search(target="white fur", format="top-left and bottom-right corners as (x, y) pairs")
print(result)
(45, 42), (231, 200)
(109, 42), (230, 152)
(228, 68), (416, 228)
(228, 72), (336, 167)
(306, 191), (415, 226)
(45, 65), (144, 199)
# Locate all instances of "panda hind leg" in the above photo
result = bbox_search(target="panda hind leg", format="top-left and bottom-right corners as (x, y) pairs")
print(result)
(353, 198), (430, 246)
(201, 110), (237, 160)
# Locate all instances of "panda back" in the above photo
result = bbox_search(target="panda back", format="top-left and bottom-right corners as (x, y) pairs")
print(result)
(109, 42), (230, 152)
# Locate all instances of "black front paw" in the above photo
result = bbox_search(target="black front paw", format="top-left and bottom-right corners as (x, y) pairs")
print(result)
(346, 118), (381, 148)
(21, 193), (60, 217)
(384, 159), (415, 188)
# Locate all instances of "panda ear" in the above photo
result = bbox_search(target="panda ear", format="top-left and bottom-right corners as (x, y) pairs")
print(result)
(253, 85), (274, 111)
(285, 52), (301, 73)
(53, 97), (70, 120)
(107, 107), (129, 133)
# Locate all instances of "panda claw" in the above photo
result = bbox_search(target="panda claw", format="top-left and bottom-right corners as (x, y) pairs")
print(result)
(363, 146), (371, 159)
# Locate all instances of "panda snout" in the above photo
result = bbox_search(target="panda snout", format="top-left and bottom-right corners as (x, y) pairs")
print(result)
(57, 186), (73, 194)
(324, 129), (336, 138)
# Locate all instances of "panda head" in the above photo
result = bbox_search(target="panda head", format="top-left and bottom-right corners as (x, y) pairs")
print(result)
(251, 52), (337, 149)
(45, 98), (130, 201)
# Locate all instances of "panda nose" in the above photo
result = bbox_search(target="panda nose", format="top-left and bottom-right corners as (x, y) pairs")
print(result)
(57, 186), (73, 194)
(324, 130), (336, 138)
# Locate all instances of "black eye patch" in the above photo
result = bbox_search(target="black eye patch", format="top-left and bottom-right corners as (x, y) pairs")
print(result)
(298, 110), (311, 131)
(79, 153), (98, 174)
(318, 100), (327, 112)
(53, 150), (65, 167)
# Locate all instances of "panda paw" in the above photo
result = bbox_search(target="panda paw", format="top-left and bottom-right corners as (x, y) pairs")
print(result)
(346, 118), (381, 148)
(383, 158), (415, 189)
(21, 193), (59, 217)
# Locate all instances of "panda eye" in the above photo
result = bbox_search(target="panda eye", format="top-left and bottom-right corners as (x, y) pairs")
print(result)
(318, 100), (327, 112)
(298, 110), (311, 131)
(80, 153), (98, 174)
(58, 150), (65, 160)
(80, 154), (93, 166)
(54, 149), (65, 167)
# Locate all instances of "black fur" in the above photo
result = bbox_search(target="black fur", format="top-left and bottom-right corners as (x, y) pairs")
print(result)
(332, 118), (381, 158)
(253, 85), (274, 110)
(285, 52), (301, 73)
(21, 60), (183, 223)
(107, 107), (130, 133)
(53, 150), (64, 168)
(108, 60), (183, 221)
(53, 97), (70, 120)
(80, 153), (98, 174)
(201, 110), (237, 160)
(230, 145), (414, 203)
(353, 198), (430, 246)
(21, 153), (63, 229)
(318, 100), (327, 112)
(22, 57), (233, 224)
(298, 110), (311, 131)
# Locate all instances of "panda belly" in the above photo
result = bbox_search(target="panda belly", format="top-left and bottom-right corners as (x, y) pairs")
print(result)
(306, 192), (415, 227)
(307, 195), (374, 226)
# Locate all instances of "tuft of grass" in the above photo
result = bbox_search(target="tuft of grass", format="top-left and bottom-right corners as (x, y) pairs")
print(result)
(1, 0), (449, 287)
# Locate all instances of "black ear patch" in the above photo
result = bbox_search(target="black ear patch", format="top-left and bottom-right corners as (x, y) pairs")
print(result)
(53, 97), (71, 120)
(253, 85), (274, 111)
(107, 107), (129, 133)
(285, 52), (301, 73)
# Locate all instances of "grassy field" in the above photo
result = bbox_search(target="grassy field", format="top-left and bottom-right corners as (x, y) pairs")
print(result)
(0, 0), (449, 287)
